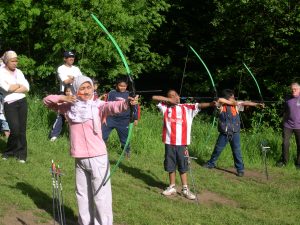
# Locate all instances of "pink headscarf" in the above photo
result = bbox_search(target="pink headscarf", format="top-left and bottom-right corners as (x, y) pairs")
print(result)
(67, 76), (100, 134)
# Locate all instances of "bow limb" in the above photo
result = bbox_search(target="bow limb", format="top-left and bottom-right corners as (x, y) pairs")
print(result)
(189, 45), (217, 97)
(242, 62), (264, 103)
(189, 45), (218, 149)
(91, 14), (131, 75)
(242, 62), (265, 129)
(91, 13), (135, 185)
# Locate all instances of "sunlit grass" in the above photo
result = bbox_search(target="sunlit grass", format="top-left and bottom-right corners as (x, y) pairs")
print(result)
(0, 96), (299, 225)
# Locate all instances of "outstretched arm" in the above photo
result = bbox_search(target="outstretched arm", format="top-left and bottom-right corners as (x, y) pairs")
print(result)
(152, 95), (178, 105)
(100, 95), (139, 119)
(217, 97), (237, 106)
(43, 95), (76, 113)
(217, 98), (264, 108)
(240, 101), (265, 108)
(198, 101), (216, 109)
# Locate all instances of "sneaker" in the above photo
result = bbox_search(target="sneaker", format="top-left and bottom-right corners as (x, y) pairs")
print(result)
(2, 156), (7, 160)
(50, 136), (57, 142)
(182, 188), (196, 200)
(18, 159), (26, 164)
(202, 162), (215, 169)
(162, 186), (177, 196)
(237, 171), (244, 177)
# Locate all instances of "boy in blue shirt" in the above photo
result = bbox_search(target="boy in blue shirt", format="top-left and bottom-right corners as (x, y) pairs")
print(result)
(204, 89), (264, 176)
(102, 77), (138, 157)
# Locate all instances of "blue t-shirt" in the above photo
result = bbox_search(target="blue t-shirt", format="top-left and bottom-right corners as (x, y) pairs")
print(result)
(106, 90), (138, 121)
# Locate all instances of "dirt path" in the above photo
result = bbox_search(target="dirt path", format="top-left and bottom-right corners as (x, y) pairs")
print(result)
(1, 208), (52, 225)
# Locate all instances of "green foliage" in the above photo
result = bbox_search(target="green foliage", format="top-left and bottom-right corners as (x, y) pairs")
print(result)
(0, 0), (170, 92)
(147, 0), (300, 106)
(251, 101), (283, 131)
(210, 0), (300, 99)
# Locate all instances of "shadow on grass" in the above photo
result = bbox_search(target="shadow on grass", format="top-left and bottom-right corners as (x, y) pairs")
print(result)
(14, 182), (77, 225)
(186, 147), (208, 166)
(214, 167), (237, 175)
(17, 217), (27, 225)
(117, 162), (166, 189)
(186, 147), (238, 176)
(0, 136), (8, 154)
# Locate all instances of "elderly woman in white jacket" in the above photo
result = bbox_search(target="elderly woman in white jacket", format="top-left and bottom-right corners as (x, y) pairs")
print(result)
(0, 51), (30, 163)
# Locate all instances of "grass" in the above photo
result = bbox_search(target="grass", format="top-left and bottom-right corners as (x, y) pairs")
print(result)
(0, 96), (300, 224)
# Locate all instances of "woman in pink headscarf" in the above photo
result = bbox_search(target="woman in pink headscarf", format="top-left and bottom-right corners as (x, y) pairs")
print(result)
(0, 50), (30, 163)
(44, 75), (138, 225)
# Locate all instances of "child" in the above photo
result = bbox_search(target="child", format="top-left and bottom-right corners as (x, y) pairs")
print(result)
(152, 90), (215, 200)
(49, 85), (72, 141)
(92, 79), (108, 101)
(203, 89), (264, 176)
(93, 79), (99, 100)
(44, 75), (138, 225)
(102, 77), (138, 157)
(0, 92), (10, 138)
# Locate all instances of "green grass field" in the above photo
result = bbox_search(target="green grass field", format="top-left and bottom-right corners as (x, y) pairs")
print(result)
(0, 96), (300, 225)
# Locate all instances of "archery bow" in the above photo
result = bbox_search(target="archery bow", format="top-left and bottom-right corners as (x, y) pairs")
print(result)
(242, 62), (264, 127)
(91, 14), (136, 186)
(188, 45), (219, 151)
(189, 45), (217, 97)
(189, 45), (218, 126)
(242, 62), (264, 103)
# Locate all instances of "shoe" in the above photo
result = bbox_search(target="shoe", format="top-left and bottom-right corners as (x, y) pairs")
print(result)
(182, 188), (196, 200)
(202, 162), (215, 169)
(237, 171), (244, 177)
(162, 186), (177, 196)
(2, 156), (7, 160)
(18, 159), (26, 164)
(50, 136), (57, 142)
(276, 162), (286, 167)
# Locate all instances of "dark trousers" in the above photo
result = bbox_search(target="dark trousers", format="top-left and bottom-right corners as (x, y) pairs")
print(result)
(281, 127), (300, 165)
(207, 132), (244, 172)
(102, 118), (130, 153)
(3, 98), (28, 160)
(49, 113), (65, 138)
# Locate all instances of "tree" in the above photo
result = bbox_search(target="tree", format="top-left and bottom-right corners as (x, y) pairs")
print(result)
(210, 0), (300, 99)
(0, 0), (170, 93)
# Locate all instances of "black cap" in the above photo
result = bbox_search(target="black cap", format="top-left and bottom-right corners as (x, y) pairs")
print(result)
(63, 51), (75, 58)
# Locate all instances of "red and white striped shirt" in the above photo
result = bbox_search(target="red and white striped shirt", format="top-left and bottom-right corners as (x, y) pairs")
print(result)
(157, 103), (200, 145)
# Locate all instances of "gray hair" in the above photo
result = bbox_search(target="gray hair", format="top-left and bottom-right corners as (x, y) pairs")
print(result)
(3, 50), (17, 64)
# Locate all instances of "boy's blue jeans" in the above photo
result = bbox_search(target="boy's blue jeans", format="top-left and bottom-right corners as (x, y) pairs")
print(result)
(102, 117), (130, 153)
(49, 114), (65, 138)
(207, 132), (244, 172)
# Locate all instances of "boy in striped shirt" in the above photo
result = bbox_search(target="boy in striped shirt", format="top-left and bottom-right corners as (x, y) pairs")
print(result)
(152, 90), (215, 200)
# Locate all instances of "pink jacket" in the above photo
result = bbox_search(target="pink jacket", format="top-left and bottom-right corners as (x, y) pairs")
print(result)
(43, 95), (129, 158)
